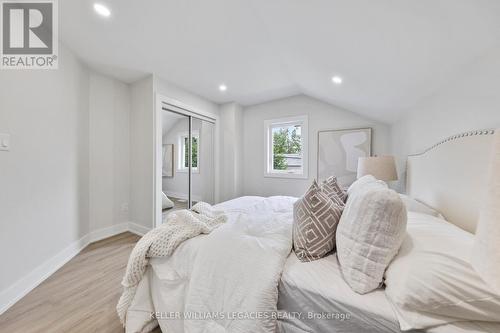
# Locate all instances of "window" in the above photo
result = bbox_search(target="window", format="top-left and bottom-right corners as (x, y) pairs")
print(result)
(264, 115), (308, 178)
(178, 131), (199, 172)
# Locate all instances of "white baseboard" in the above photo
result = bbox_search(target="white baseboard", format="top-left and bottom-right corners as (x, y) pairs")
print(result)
(128, 222), (151, 236)
(164, 190), (186, 200)
(0, 234), (90, 315)
(164, 190), (202, 202)
(0, 222), (151, 316)
(88, 223), (129, 243)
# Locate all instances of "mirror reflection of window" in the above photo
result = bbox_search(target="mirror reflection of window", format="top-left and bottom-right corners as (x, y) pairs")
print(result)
(178, 131), (199, 172)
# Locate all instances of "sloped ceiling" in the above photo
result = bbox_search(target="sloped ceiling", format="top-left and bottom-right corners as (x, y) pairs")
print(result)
(60, 0), (500, 123)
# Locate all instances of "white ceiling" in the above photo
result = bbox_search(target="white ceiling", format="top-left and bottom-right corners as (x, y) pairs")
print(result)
(60, 0), (500, 123)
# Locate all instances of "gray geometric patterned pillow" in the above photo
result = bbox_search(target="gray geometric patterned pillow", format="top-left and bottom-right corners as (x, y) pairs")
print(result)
(321, 176), (347, 205)
(293, 180), (345, 262)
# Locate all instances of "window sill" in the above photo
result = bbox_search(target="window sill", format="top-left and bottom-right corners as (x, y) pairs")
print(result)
(177, 169), (200, 174)
(264, 172), (308, 179)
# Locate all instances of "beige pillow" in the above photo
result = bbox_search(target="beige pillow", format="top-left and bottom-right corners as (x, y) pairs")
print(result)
(293, 180), (344, 262)
(321, 176), (347, 205)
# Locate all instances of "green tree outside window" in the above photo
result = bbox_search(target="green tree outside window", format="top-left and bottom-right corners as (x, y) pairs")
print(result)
(273, 126), (301, 170)
(184, 136), (198, 169)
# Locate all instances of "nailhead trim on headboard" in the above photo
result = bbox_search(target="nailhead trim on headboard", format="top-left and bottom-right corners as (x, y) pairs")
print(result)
(409, 129), (496, 157)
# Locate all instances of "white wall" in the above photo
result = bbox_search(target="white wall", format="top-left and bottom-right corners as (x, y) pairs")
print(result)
(130, 76), (155, 229)
(0, 45), (136, 312)
(242, 95), (391, 197)
(154, 76), (220, 117)
(219, 102), (244, 201)
(391, 46), (500, 192)
(0, 45), (90, 294)
(89, 73), (131, 231)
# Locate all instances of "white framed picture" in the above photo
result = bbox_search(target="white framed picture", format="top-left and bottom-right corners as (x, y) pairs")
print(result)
(317, 128), (372, 186)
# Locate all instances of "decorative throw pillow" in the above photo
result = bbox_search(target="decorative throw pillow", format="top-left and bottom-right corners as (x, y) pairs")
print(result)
(293, 180), (344, 262)
(162, 192), (174, 210)
(336, 187), (407, 294)
(321, 176), (347, 204)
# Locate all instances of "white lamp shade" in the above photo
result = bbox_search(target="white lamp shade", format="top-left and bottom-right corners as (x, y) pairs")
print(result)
(357, 155), (398, 181)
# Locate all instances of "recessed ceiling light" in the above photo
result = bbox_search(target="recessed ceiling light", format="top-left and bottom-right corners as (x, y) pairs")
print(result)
(94, 3), (111, 17)
(219, 84), (227, 92)
(331, 76), (343, 85)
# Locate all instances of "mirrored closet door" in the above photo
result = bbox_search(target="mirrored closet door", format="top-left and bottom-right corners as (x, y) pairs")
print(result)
(191, 118), (215, 205)
(161, 111), (190, 211)
(161, 106), (215, 218)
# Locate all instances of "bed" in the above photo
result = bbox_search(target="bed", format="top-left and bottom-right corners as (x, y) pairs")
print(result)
(135, 207), (499, 333)
(124, 129), (499, 333)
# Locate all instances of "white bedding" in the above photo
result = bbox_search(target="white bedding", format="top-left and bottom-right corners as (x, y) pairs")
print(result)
(278, 253), (400, 333)
(126, 196), (297, 333)
(126, 196), (500, 333)
(277, 251), (500, 333)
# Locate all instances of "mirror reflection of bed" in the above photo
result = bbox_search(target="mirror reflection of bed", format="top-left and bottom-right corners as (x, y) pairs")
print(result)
(161, 193), (197, 220)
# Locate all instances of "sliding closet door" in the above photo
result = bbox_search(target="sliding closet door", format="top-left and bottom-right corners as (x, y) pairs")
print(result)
(161, 104), (216, 218)
(191, 118), (215, 205)
(161, 110), (190, 213)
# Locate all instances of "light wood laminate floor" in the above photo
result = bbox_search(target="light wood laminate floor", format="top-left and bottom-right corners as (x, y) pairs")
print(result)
(0, 232), (162, 333)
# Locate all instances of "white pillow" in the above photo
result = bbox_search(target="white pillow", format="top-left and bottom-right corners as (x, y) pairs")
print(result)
(399, 194), (445, 219)
(384, 212), (500, 330)
(336, 187), (407, 294)
(162, 192), (174, 210)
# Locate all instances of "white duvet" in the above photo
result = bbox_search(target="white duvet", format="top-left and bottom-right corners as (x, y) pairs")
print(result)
(126, 196), (297, 333)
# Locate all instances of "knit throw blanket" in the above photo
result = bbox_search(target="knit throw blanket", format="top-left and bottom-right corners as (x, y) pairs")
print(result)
(116, 202), (227, 325)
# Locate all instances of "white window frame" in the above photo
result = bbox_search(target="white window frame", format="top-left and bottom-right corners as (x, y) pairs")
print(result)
(177, 130), (200, 173)
(264, 115), (308, 179)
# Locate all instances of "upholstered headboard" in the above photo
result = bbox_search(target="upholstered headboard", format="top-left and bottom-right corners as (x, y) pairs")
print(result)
(406, 129), (496, 233)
